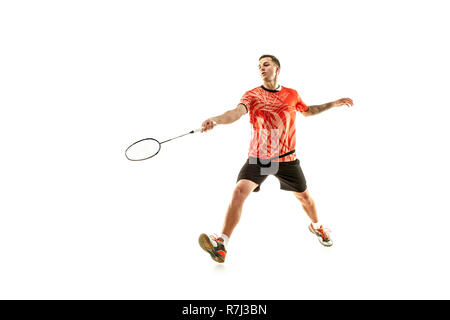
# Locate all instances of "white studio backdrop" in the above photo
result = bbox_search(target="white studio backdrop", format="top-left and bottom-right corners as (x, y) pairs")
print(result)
(0, 0), (449, 299)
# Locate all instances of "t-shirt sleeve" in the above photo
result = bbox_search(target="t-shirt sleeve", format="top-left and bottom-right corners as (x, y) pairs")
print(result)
(239, 91), (253, 113)
(295, 92), (309, 112)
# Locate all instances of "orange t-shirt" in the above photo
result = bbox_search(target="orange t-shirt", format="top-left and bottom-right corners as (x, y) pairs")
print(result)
(240, 85), (309, 162)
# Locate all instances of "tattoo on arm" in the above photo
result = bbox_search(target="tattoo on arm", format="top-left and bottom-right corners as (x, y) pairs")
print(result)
(307, 102), (334, 115)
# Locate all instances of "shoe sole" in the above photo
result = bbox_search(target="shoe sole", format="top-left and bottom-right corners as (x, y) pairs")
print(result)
(309, 225), (333, 247)
(198, 233), (225, 263)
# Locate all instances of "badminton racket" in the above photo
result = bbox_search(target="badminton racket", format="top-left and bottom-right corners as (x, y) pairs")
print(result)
(125, 124), (216, 161)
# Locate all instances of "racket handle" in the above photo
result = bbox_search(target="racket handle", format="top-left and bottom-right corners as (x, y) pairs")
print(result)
(194, 121), (217, 133)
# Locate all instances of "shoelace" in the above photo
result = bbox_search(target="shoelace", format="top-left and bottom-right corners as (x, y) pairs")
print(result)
(209, 233), (224, 244)
(316, 226), (332, 240)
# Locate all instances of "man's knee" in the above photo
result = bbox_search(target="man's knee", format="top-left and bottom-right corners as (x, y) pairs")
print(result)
(232, 186), (248, 204)
(294, 189), (313, 205)
(231, 181), (256, 204)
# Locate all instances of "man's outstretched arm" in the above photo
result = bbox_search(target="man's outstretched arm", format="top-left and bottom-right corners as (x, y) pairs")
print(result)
(303, 98), (354, 117)
(201, 103), (247, 132)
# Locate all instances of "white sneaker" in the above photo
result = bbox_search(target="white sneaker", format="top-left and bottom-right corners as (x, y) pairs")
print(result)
(198, 233), (227, 263)
(308, 224), (333, 247)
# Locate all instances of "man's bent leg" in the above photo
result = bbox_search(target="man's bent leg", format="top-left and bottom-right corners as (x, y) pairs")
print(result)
(293, 189), (319, 223)
(221, 179), (259, 237)
(294, 189), (333, 246)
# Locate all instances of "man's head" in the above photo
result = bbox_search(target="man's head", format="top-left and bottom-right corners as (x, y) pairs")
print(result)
(258, 55), (280, 81)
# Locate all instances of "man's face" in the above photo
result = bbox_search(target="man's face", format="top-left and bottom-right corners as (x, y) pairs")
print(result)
(258, 57), (279, 81)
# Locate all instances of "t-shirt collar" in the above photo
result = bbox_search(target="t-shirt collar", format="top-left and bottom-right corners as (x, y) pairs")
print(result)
(261, 85), (282, 92)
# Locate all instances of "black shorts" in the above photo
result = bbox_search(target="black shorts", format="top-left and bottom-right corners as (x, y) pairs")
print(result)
(236, 157), (307, 193)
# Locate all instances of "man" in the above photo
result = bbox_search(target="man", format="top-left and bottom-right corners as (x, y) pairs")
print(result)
(198, 55), (353, 263)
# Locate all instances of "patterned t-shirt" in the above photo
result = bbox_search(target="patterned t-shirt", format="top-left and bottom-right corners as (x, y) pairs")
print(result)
(240, 85), (309, 162)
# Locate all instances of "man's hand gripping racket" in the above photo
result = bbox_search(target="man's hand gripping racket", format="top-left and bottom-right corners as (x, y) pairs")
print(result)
(200, 118), (217, 133)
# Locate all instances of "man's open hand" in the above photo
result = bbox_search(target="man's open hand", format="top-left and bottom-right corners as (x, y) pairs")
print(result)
(332, 98), (354, 108)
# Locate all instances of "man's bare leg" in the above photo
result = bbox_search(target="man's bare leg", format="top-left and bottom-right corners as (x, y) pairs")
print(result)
(199, 179), (258, 263)
(294, 189), (333, 246)
(293, 189), (318, 223)
(221, 179), (259, 237)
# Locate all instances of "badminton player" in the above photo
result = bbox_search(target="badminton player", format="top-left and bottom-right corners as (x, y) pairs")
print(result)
(198, 55), (353, 263)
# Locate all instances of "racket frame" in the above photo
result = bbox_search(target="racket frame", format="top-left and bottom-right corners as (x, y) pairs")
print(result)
(125, 137), (162, 161)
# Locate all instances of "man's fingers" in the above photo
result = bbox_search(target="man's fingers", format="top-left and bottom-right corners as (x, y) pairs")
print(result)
(341, 98), (353, 107)
(201, 124), (213, 133)
(201, 119), (217, 133)
(201, 121), (210, 133)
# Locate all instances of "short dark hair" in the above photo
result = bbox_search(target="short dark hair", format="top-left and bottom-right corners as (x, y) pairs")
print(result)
(259, 54), (280, 68)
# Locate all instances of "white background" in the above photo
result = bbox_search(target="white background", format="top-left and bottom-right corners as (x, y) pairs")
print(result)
(1, 0), (449, 299)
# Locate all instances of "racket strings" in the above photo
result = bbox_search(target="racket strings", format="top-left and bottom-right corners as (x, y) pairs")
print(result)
(125, 127), (203, 161)
(125, 138), (161, 161)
